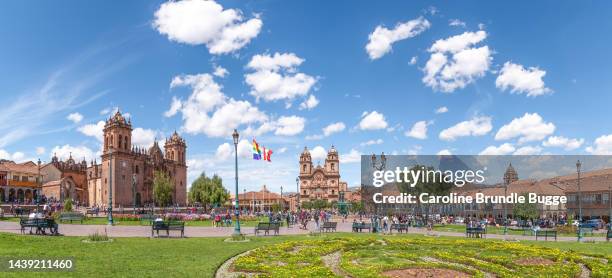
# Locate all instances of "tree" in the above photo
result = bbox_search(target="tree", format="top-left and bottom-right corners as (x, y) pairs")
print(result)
(188, 172), (230, 211)
(513, 193), (538, 221)
(153, 171), (174, 208)
(271, 203), (281, 213)
(63, 199), (73, 212)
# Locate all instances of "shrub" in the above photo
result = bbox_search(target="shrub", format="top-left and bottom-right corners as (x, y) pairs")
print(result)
(87, 229), (110, 242)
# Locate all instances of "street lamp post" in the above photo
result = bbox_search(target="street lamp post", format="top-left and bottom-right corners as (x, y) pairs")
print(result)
(295, 177), (300, 211)
(577, 160), (582, 242)
(232, 129), (241, 236)
(108, 148), (114, 226)
(280, 186), (283, 211)
(132, 173), (137, 215)
(243, 188), (246, 214)
(504, 181), (508, 235)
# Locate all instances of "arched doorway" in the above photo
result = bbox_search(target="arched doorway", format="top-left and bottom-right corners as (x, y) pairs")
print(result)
(17, 189), (24, 203)
(136, 193), (141, 207)
(25, 189), (32, 203)
(8, 189), (15, 202)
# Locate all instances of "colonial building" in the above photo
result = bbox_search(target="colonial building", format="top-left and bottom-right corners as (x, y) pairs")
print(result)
(234, 185), (287, 212)
(87, 111), (188, 207)
(298, 146), (348, 205)
(40, 154), (88, 204)
(0, 160), (41, 203)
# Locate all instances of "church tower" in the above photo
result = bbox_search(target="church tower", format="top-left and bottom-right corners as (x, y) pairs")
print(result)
(324, 145), (339, 175)
(164, 131), (187, 165)
(503, 163), (519, 185)
(299, 147), (313, 175)
(103, 110), (132, 154)
(101, 110), (133, 208)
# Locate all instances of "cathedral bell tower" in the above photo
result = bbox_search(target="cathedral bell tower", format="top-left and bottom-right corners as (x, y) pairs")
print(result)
(103, 110), (132, 154)
(164, 131), (187, 165)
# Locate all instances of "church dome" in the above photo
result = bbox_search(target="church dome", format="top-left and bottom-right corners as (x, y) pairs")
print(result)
(167, 131), (185, 145)
(504, 163), (518, 184)
(329, 145), (338, 154)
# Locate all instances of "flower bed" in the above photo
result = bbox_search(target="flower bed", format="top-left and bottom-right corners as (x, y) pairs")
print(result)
(229, 237), (612, 277)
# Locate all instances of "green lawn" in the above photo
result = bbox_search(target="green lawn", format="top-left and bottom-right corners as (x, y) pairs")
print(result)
(0, 232), (610, 277)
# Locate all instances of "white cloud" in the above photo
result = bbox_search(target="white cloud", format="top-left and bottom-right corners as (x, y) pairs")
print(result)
(237, 139), (252, 158)
(322, 122), (345, 137)
(496, 62), (552, 97)
(435, 106), (448, 114)
(360, 139), (383, 146)
(153, 0), (262, 55)
(36, 147), (46, 155)
(405, 120), (430, 139)
(439, 116), (492, 141)
(423, 30), (492, 92)
(437, 149), (452, 156)
(274, 116), (305, 136)
(542, 136), (584, 151)
(216, 143), (232, 161)
(277, 147), (287, 154)
(479, 143), (515, 155)
(409, 56), (418, 65)
(132, 128), (158, 147)
(341, 149), (362, 163)
(170, 73), (270, 137)
(213, 65), (229, 78)
(495, 113), (555, 143)
(67, 112), (83, 123)
(449, 19), (466, 28)
(245, 52), (317, 103)
(513, 145), (542, 155)
(299, 94), (319, 110)
(51, 144), (95, 162)
(0, 149), (28, 162)
(164, 96), (182, 117)
(359, 111), (388, 130)
(78, 121), (105, 142)
(310, 146), (327, 162)
(586, 135), (612, 155)
(366, 17), (430, 60)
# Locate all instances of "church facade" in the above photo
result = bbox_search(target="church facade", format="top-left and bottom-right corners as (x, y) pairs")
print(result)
(87, 111), (187, 208)
(298, 146), (348, 204)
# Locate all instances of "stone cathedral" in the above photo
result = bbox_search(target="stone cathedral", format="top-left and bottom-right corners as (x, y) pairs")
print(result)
(87, 111), (187, 207)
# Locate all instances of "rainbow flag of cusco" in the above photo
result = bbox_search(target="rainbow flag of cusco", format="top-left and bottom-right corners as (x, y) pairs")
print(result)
(252, 139), (261, 160)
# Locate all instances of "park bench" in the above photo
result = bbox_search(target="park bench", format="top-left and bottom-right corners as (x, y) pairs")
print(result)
(321, 222), (337, 232)
(20, 218), (59, 235)
(466, 227), (486, 238)
(535, 229), (557, 241)
(254, 222), (280, 236)
(352, 222), (372, 232)
(14, 208), (30, 217)
(607, 229), (611, 242)
(390, 223), (409, 233)
(85, 209), (98, 217)
(139, 214), (156, 225)
(151, 220), (185, 238)
(579, 227), (594, 236)
(59, 212), (85, 224)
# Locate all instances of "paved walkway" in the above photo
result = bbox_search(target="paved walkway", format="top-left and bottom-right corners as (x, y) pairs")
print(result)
(1, 220), (609, 242)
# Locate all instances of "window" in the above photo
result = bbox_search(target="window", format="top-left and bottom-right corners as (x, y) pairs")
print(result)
(135, 165), (139, 174)
(13, 175), (19, 181)
(331, 163), (335, 171)
(118, 135), (123, 149)
(331, 190), (335, 195)
(303, 190), (307, 194)
(124, 137), (128, 150)
(303, 165), (307, 172)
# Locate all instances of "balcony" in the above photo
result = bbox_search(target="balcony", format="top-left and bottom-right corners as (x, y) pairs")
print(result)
(0, 179), (6, 186)
(8, 180), (37, 187)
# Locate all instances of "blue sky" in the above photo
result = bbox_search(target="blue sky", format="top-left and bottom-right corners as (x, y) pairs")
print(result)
(1, 1), (612, 192)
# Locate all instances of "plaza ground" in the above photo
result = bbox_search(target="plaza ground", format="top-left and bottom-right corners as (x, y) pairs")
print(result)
(1, 232), (611, 278)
